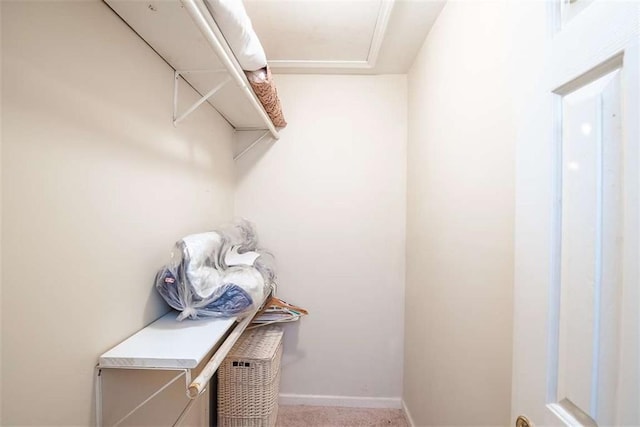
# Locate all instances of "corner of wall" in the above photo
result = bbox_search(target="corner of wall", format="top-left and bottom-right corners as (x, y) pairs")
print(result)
(401, 400), (416, 427)
(1, 0), (4, 422)
(403, 1), (515, 425)
(235, 74), (407, 402)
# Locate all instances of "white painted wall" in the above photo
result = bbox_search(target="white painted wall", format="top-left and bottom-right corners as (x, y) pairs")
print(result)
(235, 74), (407, 406)
(404, 1), (515, 426)
(1, 1), (235, 425)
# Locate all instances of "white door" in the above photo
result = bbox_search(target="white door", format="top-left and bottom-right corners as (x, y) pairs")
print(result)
(510, 1), (639, 426)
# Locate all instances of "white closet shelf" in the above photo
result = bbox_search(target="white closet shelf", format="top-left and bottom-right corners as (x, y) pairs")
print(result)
(95, 306), (260, 426)
(98, 311), (237, 369)
(104, 0), (279, 139)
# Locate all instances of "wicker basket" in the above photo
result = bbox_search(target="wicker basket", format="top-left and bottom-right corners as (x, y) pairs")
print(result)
(218, 326), (283, 427)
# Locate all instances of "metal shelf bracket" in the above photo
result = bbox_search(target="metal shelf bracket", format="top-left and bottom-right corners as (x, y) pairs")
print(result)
(95, 366), (193, 427)
(233, 130), (271, 161)
(173, 69), (230, 126)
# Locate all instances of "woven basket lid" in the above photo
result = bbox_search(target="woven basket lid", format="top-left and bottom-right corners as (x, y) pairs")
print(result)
(228, 326), (283, 360)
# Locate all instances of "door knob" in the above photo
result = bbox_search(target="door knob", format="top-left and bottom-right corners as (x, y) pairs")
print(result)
(516, 415), (533, 427)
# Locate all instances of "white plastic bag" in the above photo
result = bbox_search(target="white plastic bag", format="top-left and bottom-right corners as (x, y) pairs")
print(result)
(155, 220), (276, 320)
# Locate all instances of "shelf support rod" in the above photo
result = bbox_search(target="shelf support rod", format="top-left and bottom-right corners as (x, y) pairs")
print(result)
(112, 369), (189, 426)
(187, 309), (258, 398)
(95, 366), (103, 427)
(173, 72), (231, 126)
(172, 387), (204, 427)
(233, 131), (270, 161)
(177, 69), (226, 74)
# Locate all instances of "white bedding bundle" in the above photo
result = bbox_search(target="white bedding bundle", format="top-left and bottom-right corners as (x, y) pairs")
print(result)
(155, 220), (277, 321)
(204, 0), (267, 71)
(204, 0), (287, 128)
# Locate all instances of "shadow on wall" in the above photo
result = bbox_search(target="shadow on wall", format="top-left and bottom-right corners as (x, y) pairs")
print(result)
(279, 321), (306, 369)
(10, 54), (226, 176)
(235, 131), (277, 181)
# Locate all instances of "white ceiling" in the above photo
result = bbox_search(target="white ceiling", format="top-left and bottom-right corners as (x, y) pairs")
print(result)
(243, 0), (446, 74)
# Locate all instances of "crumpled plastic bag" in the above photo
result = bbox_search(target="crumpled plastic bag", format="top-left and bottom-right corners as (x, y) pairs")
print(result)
(155, 220), (276, 321)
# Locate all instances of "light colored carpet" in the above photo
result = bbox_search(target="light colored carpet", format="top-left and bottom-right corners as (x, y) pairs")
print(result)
(276, 405), (409, 427)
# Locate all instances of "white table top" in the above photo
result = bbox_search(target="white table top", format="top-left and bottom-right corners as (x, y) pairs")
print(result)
(99, 311), (237, 369)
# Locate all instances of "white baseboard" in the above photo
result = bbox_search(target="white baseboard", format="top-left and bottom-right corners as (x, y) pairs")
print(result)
(279, 393), (402, 409)
(401, 400), (416, 427)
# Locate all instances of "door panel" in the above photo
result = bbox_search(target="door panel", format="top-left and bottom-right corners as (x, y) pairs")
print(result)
(511, 0), (639, 426)
(555, 68), (622, 426)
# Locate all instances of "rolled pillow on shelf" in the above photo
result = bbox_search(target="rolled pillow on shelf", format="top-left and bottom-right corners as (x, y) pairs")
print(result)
(204, 0), (267, 71)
